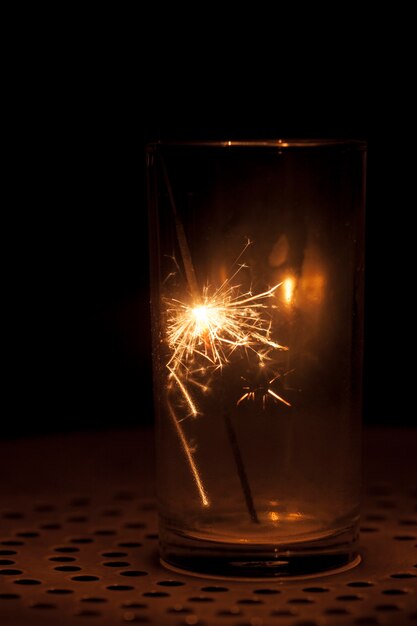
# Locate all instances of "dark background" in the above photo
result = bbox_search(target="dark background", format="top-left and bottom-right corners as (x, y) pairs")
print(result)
(5, 30), (414, 437)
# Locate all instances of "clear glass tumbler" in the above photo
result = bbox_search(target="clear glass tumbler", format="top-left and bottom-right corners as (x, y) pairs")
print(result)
(147, 140), (366, 579)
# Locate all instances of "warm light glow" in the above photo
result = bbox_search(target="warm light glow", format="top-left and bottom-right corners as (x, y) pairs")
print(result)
(192, 305), (209, 325)
(191, 305), (224, 337)
(269, 511), (280, 522)
(283, 276), (295, 304)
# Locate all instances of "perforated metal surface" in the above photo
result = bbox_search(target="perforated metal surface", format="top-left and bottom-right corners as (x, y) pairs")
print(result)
(0, 428), (416, 625)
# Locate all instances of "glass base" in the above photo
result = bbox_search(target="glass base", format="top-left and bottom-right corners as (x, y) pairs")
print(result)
(159, 523), (360, 580)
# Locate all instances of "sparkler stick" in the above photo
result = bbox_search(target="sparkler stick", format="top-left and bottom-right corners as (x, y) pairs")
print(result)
(160, 158), (200, 301)
(223, 411), (260, 524)
(160, 156), (208, 507)
(167, 400), (210, 507)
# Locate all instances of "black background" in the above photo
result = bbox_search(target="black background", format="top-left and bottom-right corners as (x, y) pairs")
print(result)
(4, 26), (414, 437)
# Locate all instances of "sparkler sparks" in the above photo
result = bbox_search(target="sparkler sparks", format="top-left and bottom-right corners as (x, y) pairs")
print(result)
(166, 268), (287, 390)
(237, 371), (293, 409)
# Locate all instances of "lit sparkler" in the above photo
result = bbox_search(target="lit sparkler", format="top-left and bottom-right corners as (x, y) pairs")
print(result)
(159, 159), (290, 514)
(166, 248), (288, 414)
(164, 242), (291, 509)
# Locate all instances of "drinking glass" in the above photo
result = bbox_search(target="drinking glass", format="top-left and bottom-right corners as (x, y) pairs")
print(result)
(147, 139), (366, 578)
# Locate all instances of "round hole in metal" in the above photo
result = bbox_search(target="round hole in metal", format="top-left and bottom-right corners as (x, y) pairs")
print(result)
(40, 523), (62, 530)
(71, 575), (100, 582)
(270, 609), (297, 616)
(120, 571), (149, 577)
(366, 514), (387, 521)
(121, 602), (149, 609)
(390, 572), (417, 579)
(101, 551), (128, 558)
(107, 585), (135, 591)
(54, 565), (82, 572)
(102, 509), (122, 517)
(0, 593), (20, 599)
(3, 512), (24, 520)
(347, 581), (374, 588)
(102, 561), (131, 568)
(118, 542), (142, 548)
(0, 560), (15, 565)
(217, 608), (242, 617)
(54, 546), (80, 553)
(0, 550), (17, 556)
(114, 491), (136, 501)
(69, 497), (91, 507)
(393, 535), (416, 541)
(30, 602), (56, 609)
(353, 619), (380, 625)
(253, 588), (280, 595)
(46, 588), (74, 594)
(14, 578), (41, 585)
(125, 522), (146, 529)
(34, 504), (55, 512)
(137, 502), (156, 511)
(336, 594), (362, 601)
(375, 604), (400, 611)
(237, 598), (263, 605)
(200, 586), (229, 593)
(0, 540), (24, 546)
(325, 608), (350, 615)
(145, 533), (158, 540)
(382, 588), (407, 595)
(188, 597), (214, 603)
(16, 531), (39, 538)
(0, 569), (23, 575)
(360, 527), (379, 533)
(75, 609), (102, 617)
(80, 596), (108, 603)
(399, 519), (417, 525)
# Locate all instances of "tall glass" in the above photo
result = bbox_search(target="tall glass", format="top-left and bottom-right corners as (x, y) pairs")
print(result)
(147, 140), (366, 579)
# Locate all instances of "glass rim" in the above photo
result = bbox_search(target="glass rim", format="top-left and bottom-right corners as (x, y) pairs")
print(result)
(146, 138), (367, 150)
